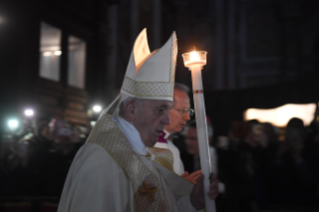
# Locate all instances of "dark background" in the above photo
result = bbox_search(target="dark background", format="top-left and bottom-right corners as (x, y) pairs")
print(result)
(1, 0), (319, 136)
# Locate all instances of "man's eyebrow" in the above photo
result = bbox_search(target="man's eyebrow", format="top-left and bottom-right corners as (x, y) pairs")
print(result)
(156, 105), (172, 109)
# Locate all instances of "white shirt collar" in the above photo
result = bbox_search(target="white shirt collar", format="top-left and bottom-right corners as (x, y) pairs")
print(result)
(112, 116), (147, 155)
(164, 129), (171, 140)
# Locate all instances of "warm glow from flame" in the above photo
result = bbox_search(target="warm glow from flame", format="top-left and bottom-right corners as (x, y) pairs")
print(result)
(190, 51), (200, 62)
(244, 103), (316, 127)
(182, 50), (207, 67)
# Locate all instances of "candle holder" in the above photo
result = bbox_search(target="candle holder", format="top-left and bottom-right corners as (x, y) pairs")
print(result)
(182, 50), (216, 212)
(182, 51), (207, 68)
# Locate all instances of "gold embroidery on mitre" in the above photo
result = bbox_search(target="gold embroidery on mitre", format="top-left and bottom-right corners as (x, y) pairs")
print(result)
(147, 147), (174, 172)
(138, 181), (158, 203)
(87, 115), (171, 212)
(122, 77), (174, 98)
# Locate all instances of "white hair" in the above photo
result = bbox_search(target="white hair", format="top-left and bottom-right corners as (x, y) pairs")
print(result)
(118, 97), (143, 117)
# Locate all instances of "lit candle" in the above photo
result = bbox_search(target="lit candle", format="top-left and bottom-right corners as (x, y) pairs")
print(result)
(183, 51), (206, 67)
(182, 50), (216, 212)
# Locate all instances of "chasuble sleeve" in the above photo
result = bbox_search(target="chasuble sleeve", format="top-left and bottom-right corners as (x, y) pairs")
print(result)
(167, 140), (185, 175)
(176, 195), (201, 212)
(58, 143), (138, 212)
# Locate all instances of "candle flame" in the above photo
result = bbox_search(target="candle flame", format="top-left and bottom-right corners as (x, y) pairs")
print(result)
(190, 51), (201, 62)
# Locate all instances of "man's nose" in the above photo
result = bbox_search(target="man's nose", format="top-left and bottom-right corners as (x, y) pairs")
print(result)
(183, 112), (191, 121)
(162, 113), (170, 125)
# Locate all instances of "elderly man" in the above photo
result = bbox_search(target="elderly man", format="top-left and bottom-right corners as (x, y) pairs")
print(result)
(154, 83), (191, 175)
(155, 83), (203, 183)
(58, 29), (218, 212)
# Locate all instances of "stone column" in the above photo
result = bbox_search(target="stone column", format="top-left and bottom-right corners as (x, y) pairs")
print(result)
(152, 0), (161, 49)
(130, 0), (139, 45)
(281, 0), (301, 81)
(106, 4), (118, 102)
(227, 0), (236, 89)
(214, 0), (225, 90)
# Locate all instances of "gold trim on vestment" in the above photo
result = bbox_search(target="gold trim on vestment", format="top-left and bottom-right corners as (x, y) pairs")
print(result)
(138, 181), (158, 203)
(87, 115), (172, 212)
(147, 147), (174, 172)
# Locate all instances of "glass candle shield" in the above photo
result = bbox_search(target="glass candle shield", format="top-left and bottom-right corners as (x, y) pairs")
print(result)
(182, 51), (207, 68)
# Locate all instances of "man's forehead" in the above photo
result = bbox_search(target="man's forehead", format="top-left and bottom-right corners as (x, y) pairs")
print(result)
(173, 89), (190, 105)
(143, 99), (173, 107)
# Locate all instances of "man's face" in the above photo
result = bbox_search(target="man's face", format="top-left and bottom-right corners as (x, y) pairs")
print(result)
(134, 100), (172, 147)
(185, 127), (199, 155)
(165, 89), (191, 133)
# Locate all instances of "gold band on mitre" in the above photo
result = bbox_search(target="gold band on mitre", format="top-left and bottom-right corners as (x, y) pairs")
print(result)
(121, 77), (174, 99)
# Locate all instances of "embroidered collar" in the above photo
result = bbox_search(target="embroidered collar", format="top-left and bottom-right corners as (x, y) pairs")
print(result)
(112, 116), (147, 155)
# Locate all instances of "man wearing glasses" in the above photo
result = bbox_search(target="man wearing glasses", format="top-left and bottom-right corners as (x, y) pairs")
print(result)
(155, 83), (201, 183)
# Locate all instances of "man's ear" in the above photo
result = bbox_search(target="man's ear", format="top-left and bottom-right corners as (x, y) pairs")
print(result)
(125, 100), (136, 122)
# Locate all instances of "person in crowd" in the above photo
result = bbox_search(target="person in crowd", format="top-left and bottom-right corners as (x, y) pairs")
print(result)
(44, 119), (81, 197)
(2, 120), (54, 196)
(305, 120), (319, 206)
(238, 121), (278, 208)
(272, 117), (316, 205)
(154, 83), (202, 184)
(261, 122), (280, 157)
(180, 120), (217, 178)
(154, 83), (191, 176)
(216, 121), (256, 212)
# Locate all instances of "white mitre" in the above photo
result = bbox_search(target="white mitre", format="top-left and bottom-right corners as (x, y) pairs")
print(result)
(100, 29), (177, 117)
(121, 28), (177, 102)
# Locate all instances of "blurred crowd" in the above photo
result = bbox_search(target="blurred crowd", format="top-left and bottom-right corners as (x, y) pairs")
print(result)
(0, 116), (319, 211)
(0, 118), (89, 199)
(175, 117), (319, 211)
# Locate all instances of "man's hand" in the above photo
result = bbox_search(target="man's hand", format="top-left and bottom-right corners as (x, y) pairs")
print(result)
(181, 170), (202, 184)
(190, 173), (219, 210)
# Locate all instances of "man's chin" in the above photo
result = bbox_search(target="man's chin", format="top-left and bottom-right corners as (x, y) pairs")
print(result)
(177, 127), (184, 132)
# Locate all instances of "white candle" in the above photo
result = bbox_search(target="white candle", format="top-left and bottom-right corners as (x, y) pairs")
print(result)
(182, 51), (216, 212)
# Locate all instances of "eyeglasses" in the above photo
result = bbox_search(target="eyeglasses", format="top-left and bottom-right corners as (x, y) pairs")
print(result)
(174, 107), (194, 116)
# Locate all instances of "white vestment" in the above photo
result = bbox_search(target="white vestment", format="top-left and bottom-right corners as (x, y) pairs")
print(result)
(154, 131), (185, 175)
(58, 116), (198, 212)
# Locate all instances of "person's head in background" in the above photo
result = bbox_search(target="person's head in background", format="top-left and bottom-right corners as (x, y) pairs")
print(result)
(285, 117), (305, 147)
(308, 119), (319, 144)
(48, 119), (80, 155)
(165, 83), (193, 134)
(183, 120), (213, 156)
(228, 121), (250, 149)
(262, 122), (279, 143)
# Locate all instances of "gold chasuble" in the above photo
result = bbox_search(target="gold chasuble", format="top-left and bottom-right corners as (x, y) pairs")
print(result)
(87, 115), (173, 212)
